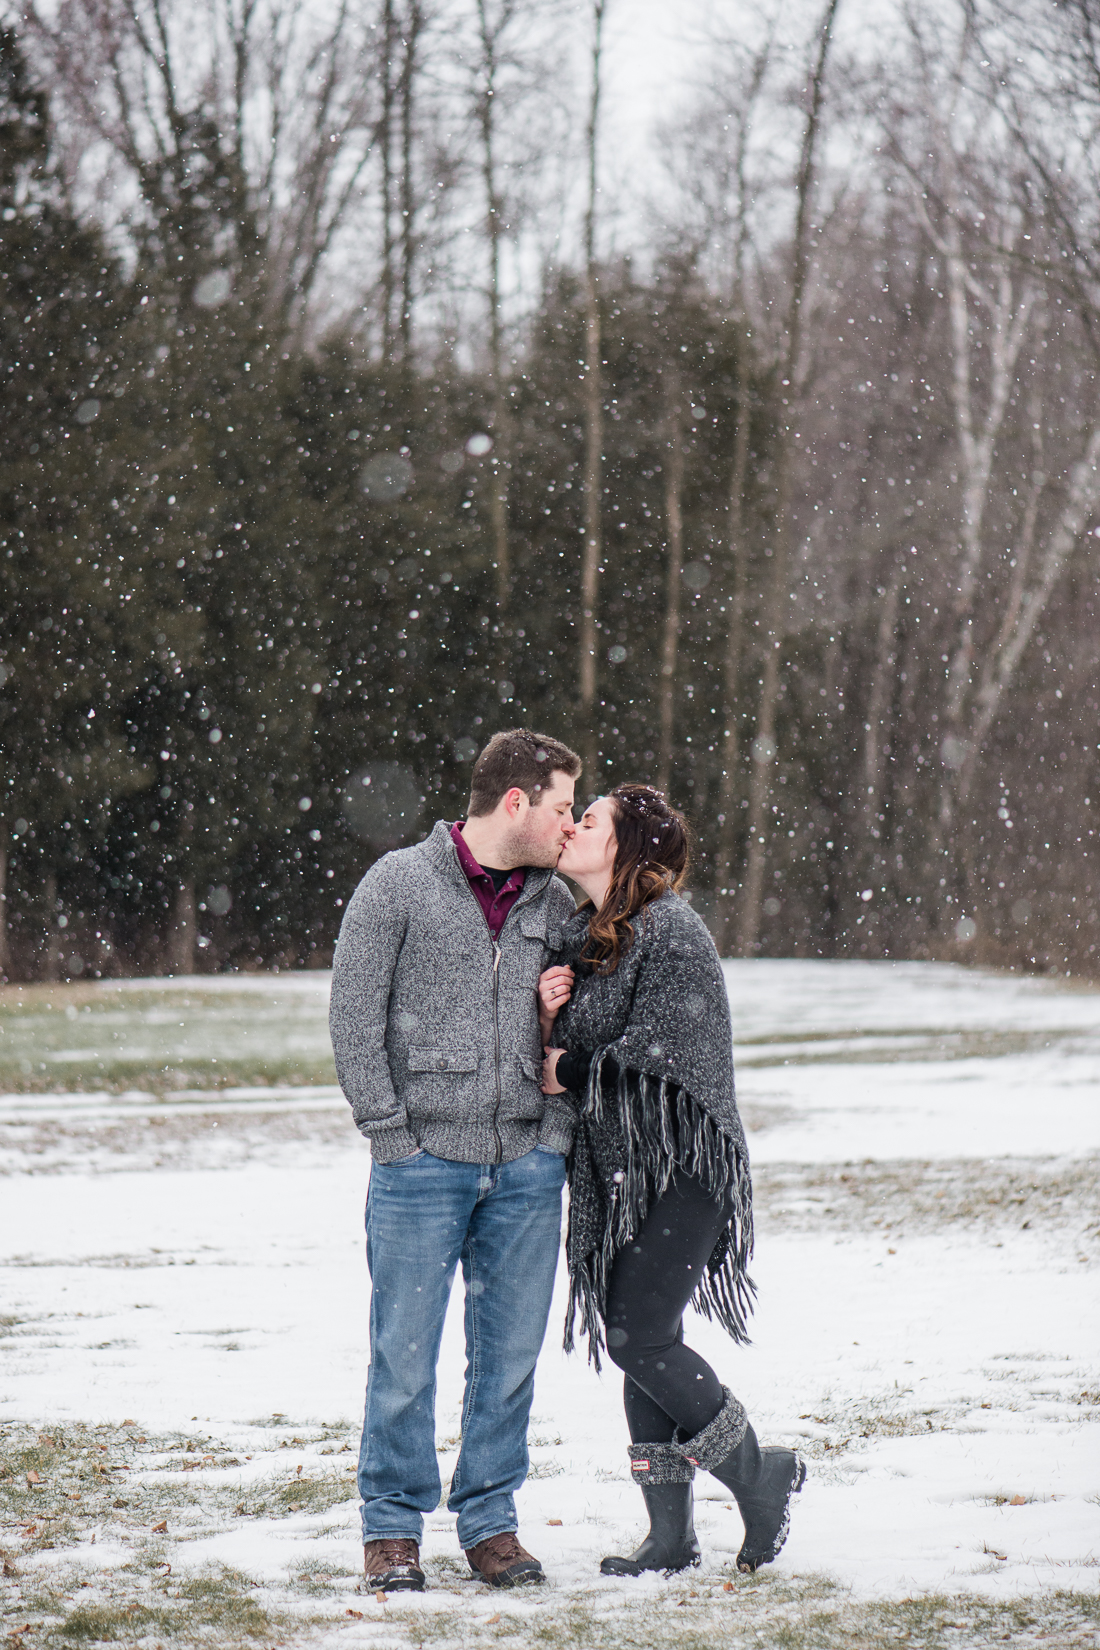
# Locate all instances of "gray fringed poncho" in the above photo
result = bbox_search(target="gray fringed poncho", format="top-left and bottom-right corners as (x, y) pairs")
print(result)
(552, 891), (754, 1365)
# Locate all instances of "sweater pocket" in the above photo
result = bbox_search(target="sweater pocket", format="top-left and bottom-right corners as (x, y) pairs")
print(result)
(495, 1053), (546, 1124)
(405, 1045), (480, 1121)
(507, 909), (550, 986)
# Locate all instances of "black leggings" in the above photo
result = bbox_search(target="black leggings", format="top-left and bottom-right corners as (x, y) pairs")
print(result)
(603, 1170), (734, 1443)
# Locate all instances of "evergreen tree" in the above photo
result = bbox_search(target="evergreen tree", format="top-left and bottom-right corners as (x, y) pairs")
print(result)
(0, 26), (139, 976)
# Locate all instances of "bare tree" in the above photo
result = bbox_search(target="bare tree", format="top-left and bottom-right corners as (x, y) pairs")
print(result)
(380, 0), (399, 353)
(398, 1), (425, 359)
(42, 871), (60, 983)
(739, 0), (841, 954)
(657, 368), (686, 795)
(471, 0), (519, 624)
(880, 8), (1100, 938)
(25, 0), (385, 336)
(578, 0), (607, 771)
(0, 848), (10, 979)
(166, 881), (198, 975)
(703, 35), (773, 952)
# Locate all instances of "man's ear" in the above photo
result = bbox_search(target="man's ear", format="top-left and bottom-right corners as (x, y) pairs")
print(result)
(503, 785), (526, 818)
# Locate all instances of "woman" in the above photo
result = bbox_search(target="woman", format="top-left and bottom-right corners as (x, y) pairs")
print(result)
(539, 784), (804, 1578)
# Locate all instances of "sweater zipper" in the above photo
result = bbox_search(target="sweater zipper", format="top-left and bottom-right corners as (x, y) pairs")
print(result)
(490, 938), (502, 1163)
(460, 872), (544, 1166)
(485, 886), (542, 1162)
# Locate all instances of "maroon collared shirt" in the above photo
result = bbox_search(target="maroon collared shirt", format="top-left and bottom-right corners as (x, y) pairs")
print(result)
(450, 821), (526, 941)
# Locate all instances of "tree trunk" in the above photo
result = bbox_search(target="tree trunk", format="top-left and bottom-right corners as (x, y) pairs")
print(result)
(398, 1), (423, 364)
(657, 375), (685, 796)
(857, 563), (903, 948)
(167, 881), (197, 976)
(475, 0), (511, 630)
(957, 421), (1100, 809)
(42, 870), (60, 983)
(739, 0), (841, 956)
(0, 847), (10, 979)
(862, 564), (903, 834)
(380, 0), (398, 360)
(713, 42), (770, 955)
(714, 353), (753, 952)
(578, 0), (607, 777)
(936, 223), (1035, 870)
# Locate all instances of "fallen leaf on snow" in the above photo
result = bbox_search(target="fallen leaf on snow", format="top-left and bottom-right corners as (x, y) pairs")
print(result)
(374, 1590), (388, 1604)
(547, 1518), (562, 1526)
(151, 1520), (168, 1534)
(345, 1608), (363, 1620)
(722, 1581), (734, 1592)
(1008, 1495), (1027, 1506)
(486, 1614), (500, 1624)
(24, 1472), (39, 1487)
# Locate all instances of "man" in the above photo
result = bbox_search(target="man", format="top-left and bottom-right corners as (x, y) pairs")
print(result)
(330, 728), (582, 1593)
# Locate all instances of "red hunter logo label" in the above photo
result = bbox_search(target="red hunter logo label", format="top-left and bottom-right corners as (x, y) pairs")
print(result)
(631, 1458), (649, 1472)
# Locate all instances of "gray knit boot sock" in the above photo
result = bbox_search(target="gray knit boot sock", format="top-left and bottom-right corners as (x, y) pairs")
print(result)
(673, 1387), (806, 1573)
(600, 1444), (701, 1577)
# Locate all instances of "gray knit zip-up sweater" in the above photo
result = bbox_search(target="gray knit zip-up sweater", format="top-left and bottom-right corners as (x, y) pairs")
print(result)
(330, 819), (578, 1164)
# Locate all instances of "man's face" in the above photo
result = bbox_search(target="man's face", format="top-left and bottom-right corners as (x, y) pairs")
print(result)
(506, 768), (577, 868)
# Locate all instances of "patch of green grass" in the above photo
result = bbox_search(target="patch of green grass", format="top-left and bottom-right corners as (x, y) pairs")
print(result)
(735, 1025), (1098, 1067)
(48, 1566), (276, 1645)
(369, 1583), (1100, 1650)
(0, 1423), (212, 1547)
(0, 981), (335, 1095)
(7, 1561), (295, 1648)
(229, 1467), (357, 1520)
(287, 1557), (356, 1595)
(6, 1475), (1098, 1650)
(756, 1157), (1100, 1239)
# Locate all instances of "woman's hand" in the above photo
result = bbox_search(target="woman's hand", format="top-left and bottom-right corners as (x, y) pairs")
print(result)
(538, 965), (574, 1020)
(537, 964), (574, 1042)
(541, 1046), (567, 1094)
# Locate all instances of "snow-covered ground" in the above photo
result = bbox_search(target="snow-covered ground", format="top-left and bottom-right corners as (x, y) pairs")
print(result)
(1, 960), (1097, 1648)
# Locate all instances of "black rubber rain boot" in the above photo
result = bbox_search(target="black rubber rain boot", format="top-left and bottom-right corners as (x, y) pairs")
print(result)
(673, 1388), (806, 1573)
(600, 1444), (701, 1576)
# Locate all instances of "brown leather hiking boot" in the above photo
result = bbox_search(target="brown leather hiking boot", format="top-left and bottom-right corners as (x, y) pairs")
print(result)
(465, 1531), (544, 1588)
(363, 1538), (425, 1592)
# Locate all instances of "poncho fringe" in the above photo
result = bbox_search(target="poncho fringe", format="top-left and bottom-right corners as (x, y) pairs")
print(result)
(564, 1047), (755, 1369)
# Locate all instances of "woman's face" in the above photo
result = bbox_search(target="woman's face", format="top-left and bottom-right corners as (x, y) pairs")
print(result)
(557, 796), (618, 883)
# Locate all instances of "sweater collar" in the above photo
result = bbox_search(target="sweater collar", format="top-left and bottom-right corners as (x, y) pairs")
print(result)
(417, 818), (554, 905)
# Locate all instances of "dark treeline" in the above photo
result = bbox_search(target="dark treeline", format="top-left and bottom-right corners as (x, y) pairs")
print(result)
(3, 0), (1100, 981)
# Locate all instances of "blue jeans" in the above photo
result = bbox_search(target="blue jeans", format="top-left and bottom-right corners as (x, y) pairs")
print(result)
(359, 1146), (567, 1550)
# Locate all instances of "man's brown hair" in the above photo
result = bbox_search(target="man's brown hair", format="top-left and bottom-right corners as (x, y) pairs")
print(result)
(467, 728), (582, 817)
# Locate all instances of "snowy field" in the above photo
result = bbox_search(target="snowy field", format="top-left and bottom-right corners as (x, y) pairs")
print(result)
(1, 959), (1098, 1649)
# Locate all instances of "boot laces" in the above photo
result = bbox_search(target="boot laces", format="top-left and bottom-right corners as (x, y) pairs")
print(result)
(481, 1532), (524, 1561)
(374, 1539), (417, 1566)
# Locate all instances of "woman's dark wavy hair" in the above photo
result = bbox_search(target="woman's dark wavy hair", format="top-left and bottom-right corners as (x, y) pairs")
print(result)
(580, 783), (691, 974)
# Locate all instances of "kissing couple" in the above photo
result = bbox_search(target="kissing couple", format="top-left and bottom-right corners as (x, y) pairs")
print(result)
(329, 728), (805, 1593)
